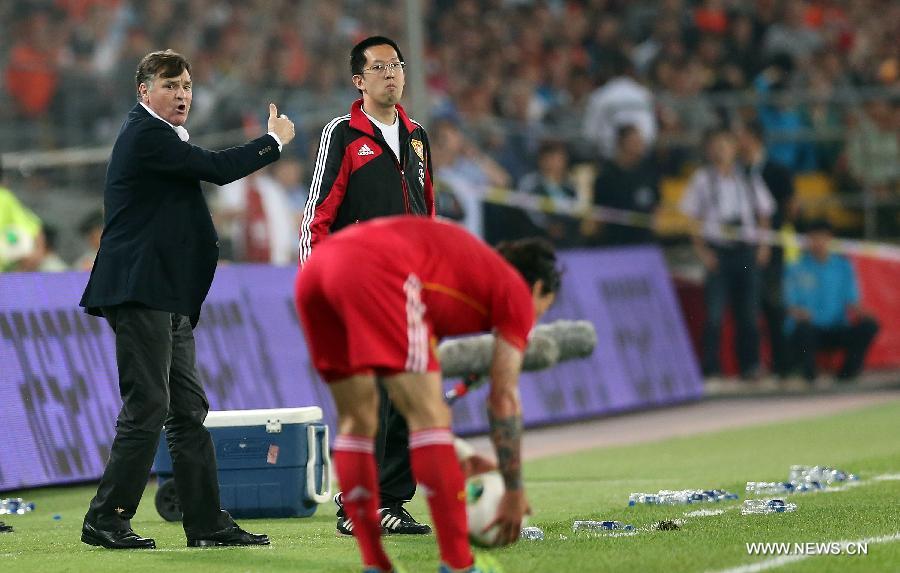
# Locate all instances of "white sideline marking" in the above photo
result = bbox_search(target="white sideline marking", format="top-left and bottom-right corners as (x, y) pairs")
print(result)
(707, 533), (900, 573)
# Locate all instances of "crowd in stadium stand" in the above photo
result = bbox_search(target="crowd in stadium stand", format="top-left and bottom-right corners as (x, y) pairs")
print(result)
(1, 0), (898, 246)
(1, 1), (894, 387)
(2, 2), (897, 164)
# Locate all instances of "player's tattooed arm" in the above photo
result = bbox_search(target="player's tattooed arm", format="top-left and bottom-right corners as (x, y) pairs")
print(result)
(488, 335), (526, 492)
(488, 409), (523, 491)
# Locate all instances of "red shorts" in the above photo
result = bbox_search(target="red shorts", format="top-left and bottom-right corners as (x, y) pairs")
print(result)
(295, 250), (439, 382)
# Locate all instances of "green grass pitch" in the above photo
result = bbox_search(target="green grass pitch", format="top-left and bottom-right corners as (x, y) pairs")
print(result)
(2, 398), (899, 572)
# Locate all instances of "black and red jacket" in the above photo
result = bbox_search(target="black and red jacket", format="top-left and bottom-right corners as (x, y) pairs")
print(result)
(299, 99), (434, 263)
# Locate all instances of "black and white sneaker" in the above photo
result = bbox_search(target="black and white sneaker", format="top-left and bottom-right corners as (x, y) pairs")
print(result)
(336, 515), (355, 536)
(334, 492), (354, 536)
(334, 492), (431, 535)
(378, 504), (432, 535)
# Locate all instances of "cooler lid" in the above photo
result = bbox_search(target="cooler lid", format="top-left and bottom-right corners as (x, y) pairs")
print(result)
(204, 407), (323, 428)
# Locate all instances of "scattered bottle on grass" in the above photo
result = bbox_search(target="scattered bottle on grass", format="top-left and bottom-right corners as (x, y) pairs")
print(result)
(629, 489), (738, 506)
(789, 465), (858, 485)
(573, 520), (635, 532)
(520, 526), (544, 540)
(746, 481), (796, 495)
(628, 493), (659, 506)
(0, 499), (35, 515)
(746, 480), (825, 495)
(741, 499), (797, 515)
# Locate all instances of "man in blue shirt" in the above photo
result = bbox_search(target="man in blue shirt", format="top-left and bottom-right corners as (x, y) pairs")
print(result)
(784, 220), (879, 381)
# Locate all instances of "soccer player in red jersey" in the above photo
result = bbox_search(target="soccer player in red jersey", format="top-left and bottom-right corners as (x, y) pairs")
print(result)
(295, 216), (561, 573)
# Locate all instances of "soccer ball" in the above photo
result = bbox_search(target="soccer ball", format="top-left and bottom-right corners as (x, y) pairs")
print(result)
(465, 470), (527, 547)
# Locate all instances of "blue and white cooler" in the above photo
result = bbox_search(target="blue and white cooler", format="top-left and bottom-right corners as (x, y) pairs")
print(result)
(153, 407), (331, 520)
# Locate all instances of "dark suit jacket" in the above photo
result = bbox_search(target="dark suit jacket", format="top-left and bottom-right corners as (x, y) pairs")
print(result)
(80, 104), (280, 324)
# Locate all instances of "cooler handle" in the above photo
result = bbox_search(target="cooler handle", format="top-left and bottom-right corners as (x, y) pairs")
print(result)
(305, 424), (332, 504)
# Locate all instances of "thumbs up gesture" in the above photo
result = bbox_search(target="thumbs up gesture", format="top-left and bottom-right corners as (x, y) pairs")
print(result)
(267, 103), (295, 146)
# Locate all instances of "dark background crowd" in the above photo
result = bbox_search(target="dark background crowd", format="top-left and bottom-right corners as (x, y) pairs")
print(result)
(1, 1), (897, 384)
(2, 0), (898, 256)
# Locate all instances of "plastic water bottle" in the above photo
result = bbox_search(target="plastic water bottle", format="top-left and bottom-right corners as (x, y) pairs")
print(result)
(0, 498), (34, 515)
(628, 493), (659, 506)
(688, 491), (708, 503)
(790, 465), (858, 485)
(789, 465), (812, 482)
(520, 526), (544, 540)
(793, 481), (823, 493)
(630, 488), (738, 506)
(656, 490), (692, 505)
(573, 520), (635, 532)
(746, 481), (796, 495)
(741, 499), (797, 515)
(703, 489), (739, 501)
(747, 478), (830, 496)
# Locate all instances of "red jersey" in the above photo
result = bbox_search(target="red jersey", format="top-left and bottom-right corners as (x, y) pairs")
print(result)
(295, 217), (535, 380)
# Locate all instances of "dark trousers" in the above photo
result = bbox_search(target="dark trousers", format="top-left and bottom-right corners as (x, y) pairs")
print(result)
(760, 255), (789, 377)
(375, 383), (416, 506)
(791, 318), (879, 381)
(702, 245), (761, 377)
(85, 304), (231, 536)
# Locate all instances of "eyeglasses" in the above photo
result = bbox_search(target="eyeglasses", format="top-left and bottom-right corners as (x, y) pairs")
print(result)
(360, 61), (406, 76)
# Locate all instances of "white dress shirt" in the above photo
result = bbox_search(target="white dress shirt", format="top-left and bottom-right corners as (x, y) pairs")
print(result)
(680, 165), (775, 244)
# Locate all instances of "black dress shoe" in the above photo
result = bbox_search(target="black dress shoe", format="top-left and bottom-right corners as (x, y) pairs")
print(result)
(187, 525), (270, 547)
(81, 521), (156, 549)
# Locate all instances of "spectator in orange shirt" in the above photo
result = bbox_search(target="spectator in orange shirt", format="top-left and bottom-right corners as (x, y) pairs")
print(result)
(5, 9), (60, 118)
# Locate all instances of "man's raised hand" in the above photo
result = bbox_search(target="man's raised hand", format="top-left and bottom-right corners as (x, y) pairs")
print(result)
(268, 103), (295, 146)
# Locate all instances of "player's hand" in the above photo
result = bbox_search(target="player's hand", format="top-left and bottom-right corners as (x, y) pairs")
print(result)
(460, 454), (497, 478)
(268, 103), (295, 145)
(484, 489), (530, 547)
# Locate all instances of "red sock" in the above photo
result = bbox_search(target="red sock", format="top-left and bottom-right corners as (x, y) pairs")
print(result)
(333, 435), (391, 571)
(409, 428), (473, 570)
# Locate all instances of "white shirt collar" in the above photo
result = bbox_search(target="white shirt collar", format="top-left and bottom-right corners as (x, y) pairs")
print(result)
(362, 106), (398, 129)
(140, 102), (190, 142)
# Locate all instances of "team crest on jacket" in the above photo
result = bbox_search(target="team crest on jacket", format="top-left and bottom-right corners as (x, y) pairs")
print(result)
(411, 139), (424, 161)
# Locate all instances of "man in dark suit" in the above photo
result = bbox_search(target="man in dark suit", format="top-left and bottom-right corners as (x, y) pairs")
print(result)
(592, 125), (661, 246)
(738, 119), (796, 379)
(79, 49), (295, 549)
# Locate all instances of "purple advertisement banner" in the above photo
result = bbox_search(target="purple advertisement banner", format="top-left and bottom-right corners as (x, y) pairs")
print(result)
(0, 247), (702, 492)
(448, 247), (703, 433)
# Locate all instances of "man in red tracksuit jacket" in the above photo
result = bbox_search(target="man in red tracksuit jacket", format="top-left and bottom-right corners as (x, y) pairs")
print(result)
(298, 36), (434, 536)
